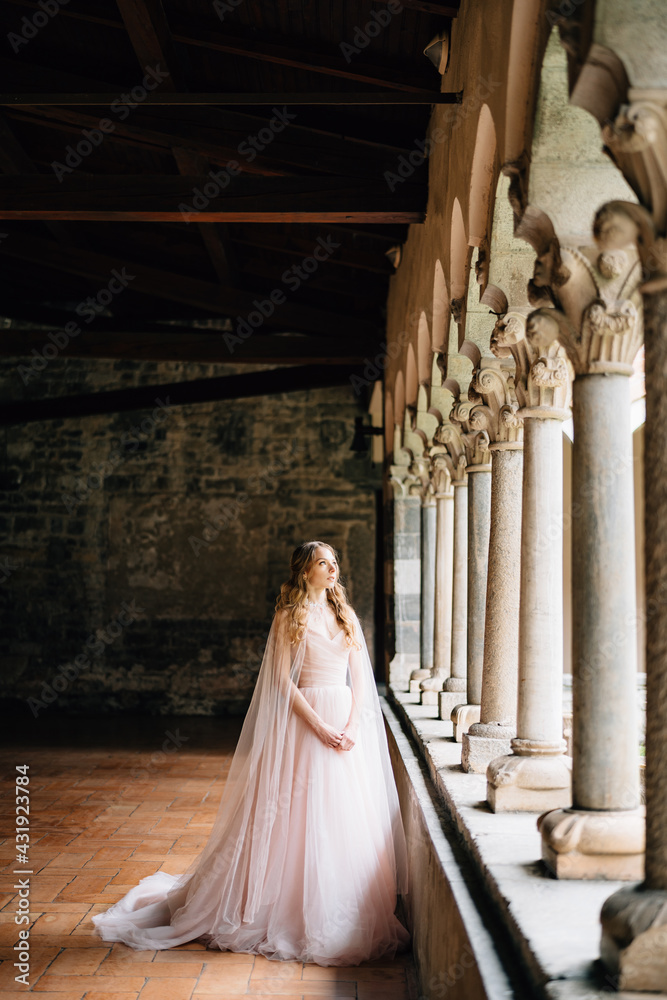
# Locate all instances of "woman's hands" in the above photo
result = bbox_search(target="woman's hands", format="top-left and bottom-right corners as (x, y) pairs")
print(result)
(313, 720), (357, 751)
(315, 721), (345, 749)
(337, 730), (356, 751)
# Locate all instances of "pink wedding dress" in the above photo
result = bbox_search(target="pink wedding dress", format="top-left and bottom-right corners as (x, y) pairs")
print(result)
(91, 605), (410, 966)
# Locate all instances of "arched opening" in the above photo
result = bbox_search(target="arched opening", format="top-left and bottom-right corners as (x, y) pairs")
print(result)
(431, 260), (449, 353)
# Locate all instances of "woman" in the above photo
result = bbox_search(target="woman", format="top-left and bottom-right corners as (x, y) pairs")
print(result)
(91, 541), (410, 966)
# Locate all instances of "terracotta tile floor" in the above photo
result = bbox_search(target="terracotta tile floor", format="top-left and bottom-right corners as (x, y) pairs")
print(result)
(0, 713), (417, 999)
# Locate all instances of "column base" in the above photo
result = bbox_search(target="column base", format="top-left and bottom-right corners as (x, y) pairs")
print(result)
(419, 672), (448, 705)
(600, 884), (667, 991)
(461, 722), (514, 774)
(538, 806), (646, 880)
(439, 685), (466, 722)
(451, 703), (480, 743)
(486, 747), (572, 813)
(408, 668), (431, 693)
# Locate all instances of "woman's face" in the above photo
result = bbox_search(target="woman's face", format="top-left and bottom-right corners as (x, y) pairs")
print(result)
(304, 546), (338, 591)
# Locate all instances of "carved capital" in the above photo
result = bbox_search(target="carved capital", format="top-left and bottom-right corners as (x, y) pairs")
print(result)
(594, 199), (667, 295)
(468, 361), (523, 447)
(388, 465), (423, 498)
(602, 94), (667, 241)
(408, 455), (432, 499)
(429, 452), (453, 497)
(492, 310), (572, 415)
(523, 229), (644, 376)
(433, 419), (467, 483)
(450, 399), (492, 468)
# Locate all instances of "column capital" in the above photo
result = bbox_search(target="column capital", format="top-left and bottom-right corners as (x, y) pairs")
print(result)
(601, 91), (667, 246)
(388, 465), (423, 498)
(492, 310), (572, 418)
(407, 455), (435, 502)
(528, 245), (643, 376)
(432, 419), (468, 484)
(467, 360), (523, 450)
(594, 199), (667, 294)
(429, 451), (454, 499)
(450, 399), (492, 470)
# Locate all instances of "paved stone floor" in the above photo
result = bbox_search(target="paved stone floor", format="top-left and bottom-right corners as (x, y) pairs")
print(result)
(0, 713), (417, 1000)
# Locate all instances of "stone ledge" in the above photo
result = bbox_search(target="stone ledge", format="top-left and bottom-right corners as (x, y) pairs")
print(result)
(385, 687), (665, 1000)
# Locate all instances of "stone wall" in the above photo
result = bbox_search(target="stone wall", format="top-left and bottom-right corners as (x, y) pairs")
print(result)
(0, 357), (380, 718)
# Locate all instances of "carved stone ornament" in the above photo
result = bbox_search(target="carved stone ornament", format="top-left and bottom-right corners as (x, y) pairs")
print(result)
(449, 399), (492, 468)
(429, 453), (453, 497)
(601, 94), (667, 245)
(537, 806), (645, 881)
(600, 884), (667, 991)
(594, 199), (667, 295)
(433, 419), (467, 481)
(524, 235), (644, 377)
(408, 455), (432, 499)
(467, 361), (523, 448)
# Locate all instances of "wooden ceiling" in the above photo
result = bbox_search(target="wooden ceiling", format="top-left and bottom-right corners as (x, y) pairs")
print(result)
(0, 0), (458, 375)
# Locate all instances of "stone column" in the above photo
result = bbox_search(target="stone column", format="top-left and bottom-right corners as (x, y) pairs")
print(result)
(408, 457), (434, 692)
(388, 466), (422, 692)
(420, 455), (454, 705)
(439, 468), (468, 722)
(461, 361), (524, 773)
(485, 312), (573, 811)
(591, 198), (667, 983)
(420, 494), (437, 671)
(521, 223), (645, 878)
(451, 416), (492, 742)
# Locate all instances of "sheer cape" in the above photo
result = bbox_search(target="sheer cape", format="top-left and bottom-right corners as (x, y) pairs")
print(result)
(91, 605), (409, 958)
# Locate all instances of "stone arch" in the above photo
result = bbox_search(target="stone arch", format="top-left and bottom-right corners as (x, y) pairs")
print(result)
(450, 197), (468, 302)
(384, 389), (394, 455)
(417, 312), (431, 385)
(405, 343), (418, 408)
(504, 0), (550, 167)
(393, 370), (405, 432)
(524, 27), (636, 244)
(431, 260), (449, 353)
(468, 104), (498, 249)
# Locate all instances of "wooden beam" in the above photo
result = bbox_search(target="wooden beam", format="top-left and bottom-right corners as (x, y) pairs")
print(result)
(168, 17), (439, 94)
(0, 232), (380, 338)
(6, 103), (422, 177)
(0, 175), (425, 223)
(0, 91), (461, 106)
(0, 330), (377, 365)
(0, 1), (444, 93)
(229, 230), (394, 275)
(0, 113), (78, 247)
(172, 147), (239, 287)
(375, 0), (459, 13)
(115, 0), (184, 92)
(0, 60), (429, 152)
(0, 364), (373, 425)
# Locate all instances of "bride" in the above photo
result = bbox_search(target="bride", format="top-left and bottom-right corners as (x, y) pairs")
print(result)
(91, 540), (410, 966)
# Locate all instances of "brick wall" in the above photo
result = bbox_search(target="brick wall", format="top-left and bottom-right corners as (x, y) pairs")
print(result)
(0, 357), (380, 718)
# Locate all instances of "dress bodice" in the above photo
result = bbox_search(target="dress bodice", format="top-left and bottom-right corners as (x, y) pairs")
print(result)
(297, 606), (350, 688)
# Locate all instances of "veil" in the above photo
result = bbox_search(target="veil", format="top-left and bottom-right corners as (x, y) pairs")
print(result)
(91, 603), (408, 947)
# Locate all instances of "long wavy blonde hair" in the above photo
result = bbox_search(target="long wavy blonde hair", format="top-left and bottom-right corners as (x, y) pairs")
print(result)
(275, 540), (360, 649)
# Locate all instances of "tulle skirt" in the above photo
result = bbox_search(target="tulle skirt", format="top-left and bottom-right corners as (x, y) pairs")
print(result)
(91, 685), (410, 966)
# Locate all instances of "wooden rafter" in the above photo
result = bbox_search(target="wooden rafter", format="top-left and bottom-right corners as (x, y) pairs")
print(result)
(0, 175), (425, 224)
(0, 329), (377, 365)
(0, 232), (379, 338)
(0, 0), (448, 93)
(171, 146), (239, 288)
(0, 364), (374, 425)
(0, 91), (460, 106)
(115, 0), (184, 92)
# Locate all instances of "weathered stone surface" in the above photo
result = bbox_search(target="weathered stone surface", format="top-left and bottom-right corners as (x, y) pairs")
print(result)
(0, 357), (380, 716)
(461, 733), (512, 775)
